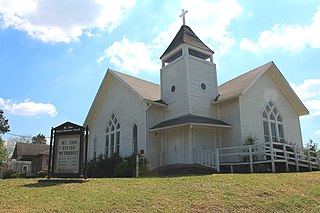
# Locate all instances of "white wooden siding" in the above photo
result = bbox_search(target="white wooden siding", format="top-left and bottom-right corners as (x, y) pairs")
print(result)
(147, 105), (163, 157)
(240, 73), (304, 147)
(218, 98), (242, 148)
(88, 77), (147, 160)
(188, 56), (218, 117)
(161, 57), (189, 119)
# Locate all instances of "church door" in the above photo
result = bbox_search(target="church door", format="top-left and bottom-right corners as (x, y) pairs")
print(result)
(166, 129), (184, 164)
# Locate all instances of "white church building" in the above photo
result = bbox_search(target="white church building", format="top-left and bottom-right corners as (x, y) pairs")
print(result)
(84, 23), (318, 173)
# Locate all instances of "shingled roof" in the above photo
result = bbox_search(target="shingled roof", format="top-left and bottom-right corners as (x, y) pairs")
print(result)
(218, 61), (273, 101)
(217, 61), (308, 116)
(111, 70), (161, 102)
(160, 25), (214, 59)
(12, 143), (49, 161)
(150, 114), (231, 131)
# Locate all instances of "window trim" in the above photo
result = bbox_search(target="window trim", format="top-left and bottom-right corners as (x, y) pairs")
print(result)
(105, 113), (120, 158)
(262, 100), (285, 143)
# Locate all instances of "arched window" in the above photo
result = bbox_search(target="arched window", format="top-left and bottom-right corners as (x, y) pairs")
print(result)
(133, 124), (138, 154)
(105, 113), (120, 157)
(262, 100), (284, 143)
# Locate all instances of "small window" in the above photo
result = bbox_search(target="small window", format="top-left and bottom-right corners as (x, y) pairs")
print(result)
(200, 83), (207, 91)
(171, 85), (176, 93)
(22, 165), (28, 172)
(188, 48), (210, 60)
(164, 49), (182, 65)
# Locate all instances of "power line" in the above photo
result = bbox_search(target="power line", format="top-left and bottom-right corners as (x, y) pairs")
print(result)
(6, 132), (50, 139)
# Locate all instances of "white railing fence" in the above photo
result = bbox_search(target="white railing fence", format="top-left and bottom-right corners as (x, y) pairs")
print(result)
(136, 142), (320, 176)
(219, 142), (320, 173)
(194, 149), (216, 168)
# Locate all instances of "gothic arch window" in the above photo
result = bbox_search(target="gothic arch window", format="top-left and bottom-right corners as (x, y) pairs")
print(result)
(262, 100), (285, 143)
(133, 124), (138, 155)
(105, 113), (120, 158)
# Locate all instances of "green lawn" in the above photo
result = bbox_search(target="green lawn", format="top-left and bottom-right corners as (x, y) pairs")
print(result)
(0, 172), (319, 212)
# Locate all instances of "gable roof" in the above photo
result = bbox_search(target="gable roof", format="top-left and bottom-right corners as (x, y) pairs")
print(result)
(111, 70), (161, 101)
(160, 25), (214, 59)
(216, 61), (309, 116)
(150, 114), (231, 131)
(218, 62), (273, 101)
(84, 69), (165, 126)
(12, 143), (49, 160)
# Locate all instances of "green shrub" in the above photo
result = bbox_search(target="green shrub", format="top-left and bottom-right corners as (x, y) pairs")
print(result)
(37, 169), (48, 178)
(2, 169), (26, 179)
(87, 154), (123, 178)
(114, 154), (136, 177)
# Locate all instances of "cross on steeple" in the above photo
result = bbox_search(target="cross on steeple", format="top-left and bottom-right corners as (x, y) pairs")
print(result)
(179, 9), (188, 25)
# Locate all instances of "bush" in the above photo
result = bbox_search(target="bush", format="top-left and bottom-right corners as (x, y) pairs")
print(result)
(87, 154), (123, 178)
(37, 169), (48, 178)
(2, 169), (26, 179)
(114, 154), (136, 177)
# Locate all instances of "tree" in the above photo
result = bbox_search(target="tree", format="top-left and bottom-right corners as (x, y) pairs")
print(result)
(0, 109), (10, 135)
(31, 133), (47, 144)
(0, 109), (9, 170)
(0, 140), (7, 167)
(305, 139), (319, 157)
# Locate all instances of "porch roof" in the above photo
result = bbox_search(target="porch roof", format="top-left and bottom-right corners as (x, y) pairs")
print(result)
(149, 114), (231, 131)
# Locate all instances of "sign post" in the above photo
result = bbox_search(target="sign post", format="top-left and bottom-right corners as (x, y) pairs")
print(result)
(48, 122), (88, 179)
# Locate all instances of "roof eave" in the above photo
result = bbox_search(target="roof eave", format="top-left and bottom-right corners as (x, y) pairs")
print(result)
(149, 122), (232, 132)
(143, 99), (168, 107)
(84, 69), (113, 126)
(267, 64), (310, 117)
(211, 95), (240, 105)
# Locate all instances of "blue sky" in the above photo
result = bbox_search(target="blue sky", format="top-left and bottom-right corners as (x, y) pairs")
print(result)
(0, 0), (319, 145)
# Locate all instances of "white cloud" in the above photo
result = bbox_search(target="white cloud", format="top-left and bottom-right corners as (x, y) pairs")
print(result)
(0, 98), (57, 117)
(239, 38), (258, 52)
(290, 79), (320, 118)
(97, 36), (159, 74)
(0, 0), (135, 43)
(99, 0), (241, 73)
(304, 100), (320, 117)
(290, 79), (320, 100)
(314, 130), (320, 136)
(240, 6), (320, 53)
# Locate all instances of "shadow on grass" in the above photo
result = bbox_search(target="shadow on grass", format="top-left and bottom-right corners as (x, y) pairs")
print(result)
(21, 179), (89, 188)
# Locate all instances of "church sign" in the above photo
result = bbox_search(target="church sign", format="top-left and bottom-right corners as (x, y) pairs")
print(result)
(48, 122), (88, 178)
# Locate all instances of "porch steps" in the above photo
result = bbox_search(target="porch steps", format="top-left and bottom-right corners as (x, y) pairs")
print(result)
(150, 164), (217, 177)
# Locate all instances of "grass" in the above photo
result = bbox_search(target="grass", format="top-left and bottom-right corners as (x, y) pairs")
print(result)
(0, 172), (319, 212)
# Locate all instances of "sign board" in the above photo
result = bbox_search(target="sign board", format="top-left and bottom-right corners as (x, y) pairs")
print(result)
(48, 121), (88, 178)
(54, 135), (80, 174)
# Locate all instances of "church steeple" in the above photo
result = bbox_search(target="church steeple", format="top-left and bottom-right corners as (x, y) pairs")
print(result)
(160, 12), (218, 119)
(160, 25), (214, 67)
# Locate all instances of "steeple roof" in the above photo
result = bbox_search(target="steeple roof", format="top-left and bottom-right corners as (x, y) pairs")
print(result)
(160, 25), (214, 59)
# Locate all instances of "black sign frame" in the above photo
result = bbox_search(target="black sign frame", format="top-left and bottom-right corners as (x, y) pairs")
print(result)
(48, 121), (88, 179)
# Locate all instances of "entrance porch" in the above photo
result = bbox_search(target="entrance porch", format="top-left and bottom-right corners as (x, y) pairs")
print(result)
(148, 114), (232, 169)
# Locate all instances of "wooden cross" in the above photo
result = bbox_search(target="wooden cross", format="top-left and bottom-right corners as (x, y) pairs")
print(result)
(179, 9), (188, 25)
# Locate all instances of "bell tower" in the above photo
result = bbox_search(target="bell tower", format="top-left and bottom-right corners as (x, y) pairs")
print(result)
(160, 11), (218, 120)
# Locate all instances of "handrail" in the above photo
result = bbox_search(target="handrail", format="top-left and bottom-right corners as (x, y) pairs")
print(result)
(215, 141), (319, 172)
